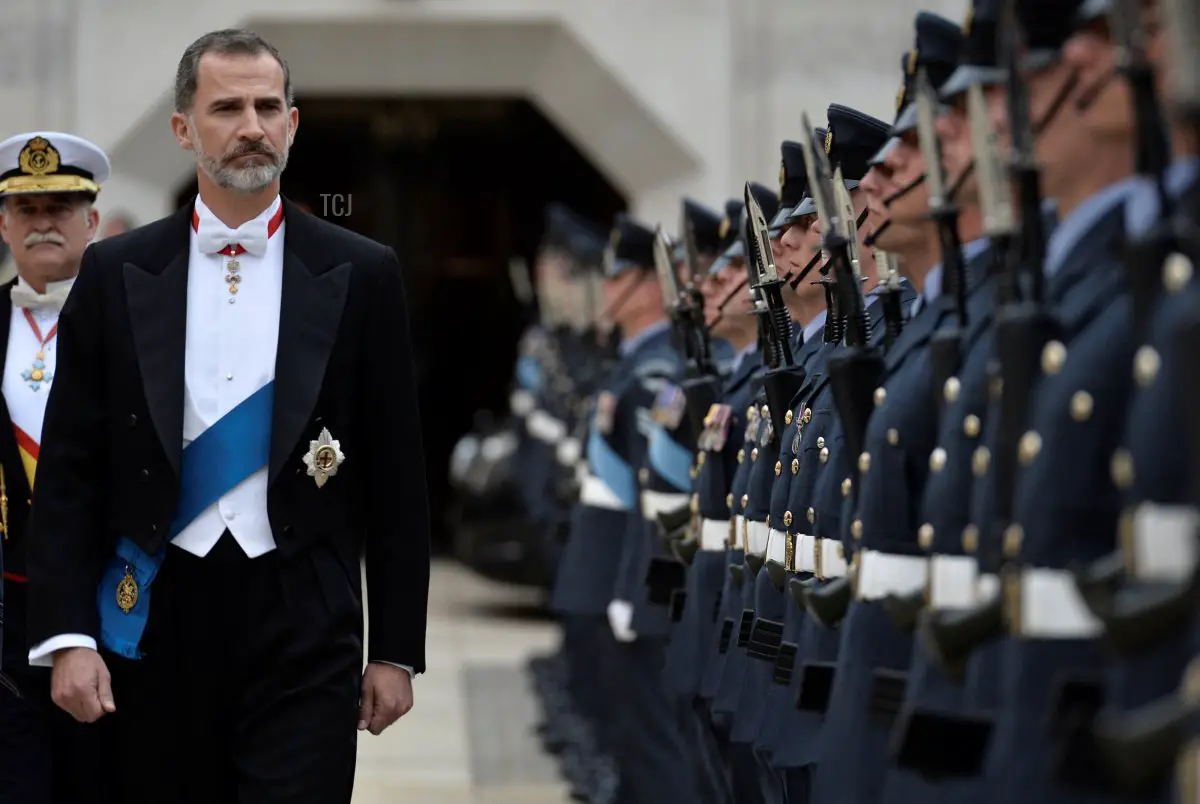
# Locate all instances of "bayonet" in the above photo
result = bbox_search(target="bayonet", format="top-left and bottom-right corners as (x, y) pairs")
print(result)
(681, 208), (703, 287)
(968, 80), (1019, 304)
(832, 166), (862, 279)
(745, 182), (796, 368)
(653, 225), (683, 308)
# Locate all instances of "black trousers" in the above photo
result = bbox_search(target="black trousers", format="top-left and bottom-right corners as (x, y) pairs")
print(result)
(0, 583), (111, 804)
(102, 533), (363, 804)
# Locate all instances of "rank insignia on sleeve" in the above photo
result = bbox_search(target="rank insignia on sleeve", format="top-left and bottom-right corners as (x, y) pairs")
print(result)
(651, 384), (687, 430)
(594, 391), (618, 435)
(303, 427), (345, 488)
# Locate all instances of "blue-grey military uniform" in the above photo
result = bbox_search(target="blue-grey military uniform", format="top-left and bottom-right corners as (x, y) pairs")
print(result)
(550, 213), (701, 804)
(805, 15), (968, 804)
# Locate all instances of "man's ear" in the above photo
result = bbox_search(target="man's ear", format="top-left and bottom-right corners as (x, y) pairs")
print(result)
(171, 112), (195, 152)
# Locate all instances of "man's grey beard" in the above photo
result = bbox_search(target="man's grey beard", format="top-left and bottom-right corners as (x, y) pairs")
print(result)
(191, 118), (290, 194)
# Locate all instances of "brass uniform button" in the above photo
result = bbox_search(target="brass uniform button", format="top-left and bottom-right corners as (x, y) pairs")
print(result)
(751, 447), (759, 462)
(1134, 346), (1161, 387)
(929, 447), (947, 473)
(1111, 449), (1135, 489)
(807, 507), (816, 524)
(791, 458), (800, 475)
(1003, 524), (1024, 558)
(697, 452), (706, 467)
(851, 519), (864, 540)
(918, 524), (934, 550)
(785, 409), (794, 426)
(962, 525), (979, 554)
(775, 461), (782, 476)
(887, 428), (900, 446)
(747, 405), (756, 419)
(874, 387), (887, 408)
(1164, 252), (1194, 294)
(761, 405), (770, 420)
(990, 374), (1003, 399)
(726, 493), (734, 509)
(1018, 431), (1042, 465)
(973, 446), (991, 477)
(816, 436), (825, 449)
(944, 377), (961, 403)
(1041, 340), (1067, 375)
(783, 511), (793, 527)
(741, 494), (750, 510)
(1070, 391), (1094, 422)
(820, 447), (830, 463)
(841, 477), (852, 498)
(738, 449), (746, 464)
(858, 451), (871, 473)
(963, 414), (981, 438)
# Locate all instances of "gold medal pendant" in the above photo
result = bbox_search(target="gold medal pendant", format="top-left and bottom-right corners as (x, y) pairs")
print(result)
(116, 566), (139, 614)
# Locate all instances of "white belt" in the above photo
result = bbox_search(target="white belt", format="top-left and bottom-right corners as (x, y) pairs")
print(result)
(1008, 568), (1103, 639)
(855, 550), (928, 601)
(556, 437), (582, 467)
(701, 519), (730, 551)
(766, 528), (787, 564)
(527, 409), (567, 444)
(641, 490), (690, 521)
(817, 539), (848, 579)
(510, 389), (535, 417)
(746, 520), (770, 555)
(1129, 503), (1200, 582)
(579, 472), (627, 511)
(735, 515), (746, 550)
(928, 555), (979, 610)
(796, 534), (817, 573)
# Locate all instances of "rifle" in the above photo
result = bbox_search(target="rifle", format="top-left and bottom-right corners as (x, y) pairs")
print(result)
(745, 182), (808, 442)
(654, 225), (724, 439)
(919, 3), (1060, 675)
(797, 116), (887, 623)
(916, 68), (969, 425)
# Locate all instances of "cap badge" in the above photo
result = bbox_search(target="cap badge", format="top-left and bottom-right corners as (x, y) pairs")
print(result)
(906, 48), (919, 76)
(718, 217), (730, 239)
(19, 137), (60, 176)
(824, 128), (834, 156)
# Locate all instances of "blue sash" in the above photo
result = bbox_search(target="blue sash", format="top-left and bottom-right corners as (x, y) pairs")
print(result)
(97, 382), (274, 658)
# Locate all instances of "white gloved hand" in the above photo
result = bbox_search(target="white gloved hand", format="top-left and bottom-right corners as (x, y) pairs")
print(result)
(606, 599), (637, 643)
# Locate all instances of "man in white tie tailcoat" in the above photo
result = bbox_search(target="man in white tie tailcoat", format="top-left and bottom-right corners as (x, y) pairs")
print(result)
(24, 29), (432, 804)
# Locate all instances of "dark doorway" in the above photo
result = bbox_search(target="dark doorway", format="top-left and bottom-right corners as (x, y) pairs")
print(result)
(173, 97), (627, 553)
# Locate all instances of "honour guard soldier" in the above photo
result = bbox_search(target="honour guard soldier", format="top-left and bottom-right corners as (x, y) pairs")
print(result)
(0, 131), (112, 804)
(707, 182), (781, 803)
(551, 212), (701, 804)
(24, 30), (430, 804)
(1090, 0), (1200, 795)
(664, 197), (760, 804)
(880, 2), (1018, 800)
(808, 12), (980, 804)
(765, 108), (903, 802)
(973, 2), (1145, 801)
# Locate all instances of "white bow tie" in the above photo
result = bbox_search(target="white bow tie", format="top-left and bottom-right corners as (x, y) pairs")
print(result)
(12, 282), (71, 313)
(196, 215), (271, 257)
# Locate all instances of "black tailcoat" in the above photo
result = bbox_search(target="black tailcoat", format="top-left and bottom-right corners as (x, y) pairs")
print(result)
(25, 198), (431, 672)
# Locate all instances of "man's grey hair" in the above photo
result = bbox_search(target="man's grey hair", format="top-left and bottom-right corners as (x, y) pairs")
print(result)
(174, 29), (294, 113)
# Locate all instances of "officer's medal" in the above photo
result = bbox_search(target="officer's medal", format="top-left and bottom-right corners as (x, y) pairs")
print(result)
(303, 427), (345, 488)
(116, 565), (138, 614)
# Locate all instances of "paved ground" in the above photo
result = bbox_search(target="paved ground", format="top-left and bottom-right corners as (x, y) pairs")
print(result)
(352, 559), (569, 804)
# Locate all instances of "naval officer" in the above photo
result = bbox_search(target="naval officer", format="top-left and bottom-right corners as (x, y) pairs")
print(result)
(0, 131), (113, 804)
(24, 29), (431, 804)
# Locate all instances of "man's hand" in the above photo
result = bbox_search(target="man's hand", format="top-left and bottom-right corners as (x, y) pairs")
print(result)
(51, 647), (114, 723)
(358, 663), (413, 735)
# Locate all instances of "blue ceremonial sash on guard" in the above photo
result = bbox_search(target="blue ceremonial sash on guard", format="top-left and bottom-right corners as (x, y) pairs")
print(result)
(97, 382), (274, 659)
